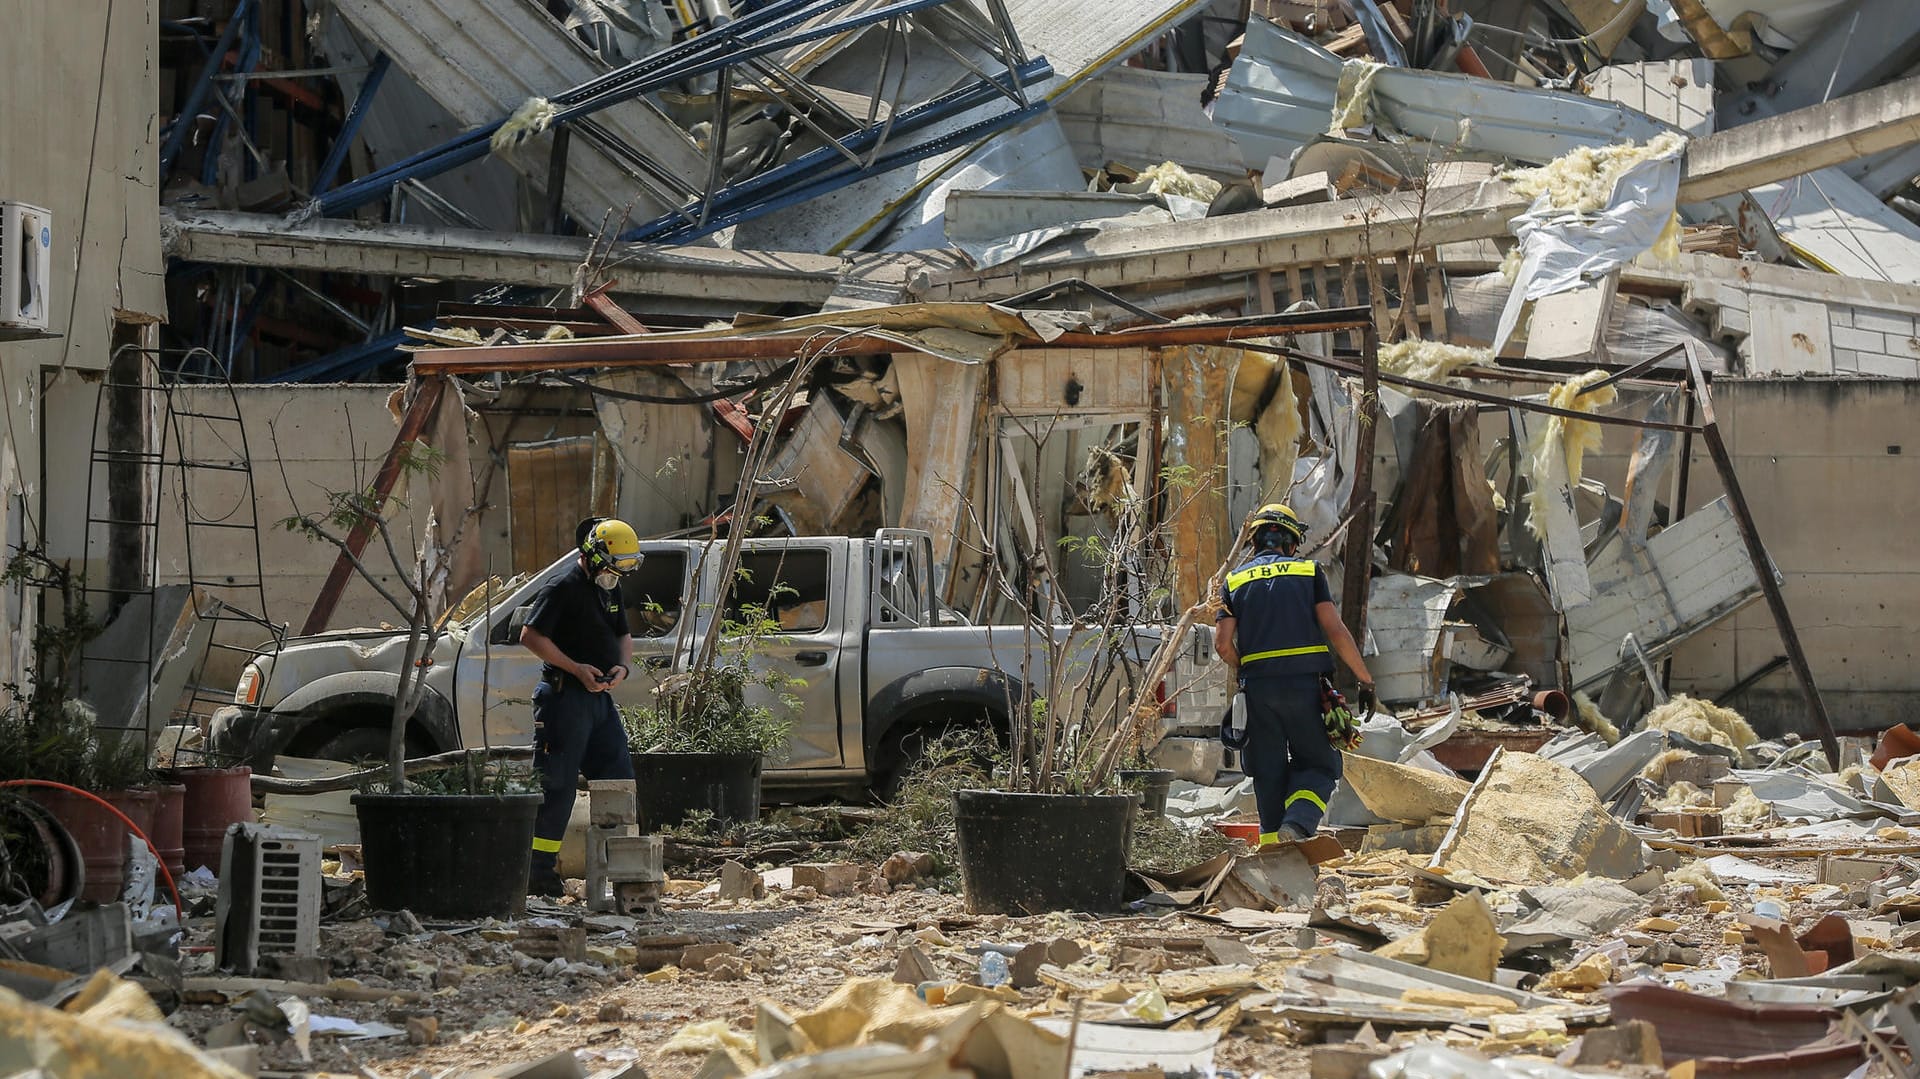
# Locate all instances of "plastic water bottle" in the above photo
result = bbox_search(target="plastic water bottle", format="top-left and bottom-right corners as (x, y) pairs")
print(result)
(979, 952), (1010, 988)
(1230, 691), (1248, 738)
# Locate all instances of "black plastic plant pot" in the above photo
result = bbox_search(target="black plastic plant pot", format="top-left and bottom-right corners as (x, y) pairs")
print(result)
(953, 789), (1135, 915)
(351, 793), (542, 919)
(1117, 768), (1177, 817)
(632, 752), (762, 830)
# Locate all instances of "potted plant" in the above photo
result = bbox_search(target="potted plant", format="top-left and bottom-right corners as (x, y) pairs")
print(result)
(0, 551), (165, 905)
(621, 656), (792, 830)
(280, 416), (542, 919)
(947, 435), (1239, 916)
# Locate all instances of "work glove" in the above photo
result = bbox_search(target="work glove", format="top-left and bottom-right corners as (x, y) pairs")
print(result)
(1321, 677), (1363, 751)
(1354, 681), (1376, 720)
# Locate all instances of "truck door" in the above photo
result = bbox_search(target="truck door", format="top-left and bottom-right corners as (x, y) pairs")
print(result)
(451, 544), (692, 749)
(724, 544), (847, 770)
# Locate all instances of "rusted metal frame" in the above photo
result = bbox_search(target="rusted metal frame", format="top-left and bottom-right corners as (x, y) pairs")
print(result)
(581, 283), (650, 335)
(301, 376), (449, 635)
(1576, 343), (1687, 395)
(1337, 324), (1380, 654)
(1682, 341), (1839, 768)
(1269, 346), (1700, 433)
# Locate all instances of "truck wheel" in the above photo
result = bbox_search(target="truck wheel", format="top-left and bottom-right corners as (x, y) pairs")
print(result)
(313, 726), (424, 766)
(870, 721), (997, 803)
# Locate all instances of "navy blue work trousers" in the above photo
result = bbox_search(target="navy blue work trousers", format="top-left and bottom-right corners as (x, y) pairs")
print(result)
(1239, 673), (1342, 841)
(530, 678), (634, 879)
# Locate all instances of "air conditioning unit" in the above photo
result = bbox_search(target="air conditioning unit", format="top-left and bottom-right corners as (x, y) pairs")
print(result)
(0, 202), (52, 332)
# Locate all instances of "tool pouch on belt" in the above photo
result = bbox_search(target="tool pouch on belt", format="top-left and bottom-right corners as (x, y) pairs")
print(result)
(1321, 676), (1363, 751)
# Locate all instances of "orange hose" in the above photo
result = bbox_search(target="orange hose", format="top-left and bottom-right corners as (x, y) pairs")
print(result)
(1, 779), (185, 923)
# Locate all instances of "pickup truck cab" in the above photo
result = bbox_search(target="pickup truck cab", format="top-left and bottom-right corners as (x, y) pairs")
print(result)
(210, 529), (1222, 796)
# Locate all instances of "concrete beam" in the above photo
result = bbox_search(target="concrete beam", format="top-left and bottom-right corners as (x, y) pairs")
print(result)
(162, 209), (847, 305)
(1680, 76), (1920, 202)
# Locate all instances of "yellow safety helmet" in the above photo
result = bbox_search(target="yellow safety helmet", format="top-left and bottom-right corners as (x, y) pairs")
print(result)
(581, 518), (643, 575)
(1245, 503), (1307, 550)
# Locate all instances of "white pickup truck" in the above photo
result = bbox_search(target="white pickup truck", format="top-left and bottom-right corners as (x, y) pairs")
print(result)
(210, 530), (1224, 796)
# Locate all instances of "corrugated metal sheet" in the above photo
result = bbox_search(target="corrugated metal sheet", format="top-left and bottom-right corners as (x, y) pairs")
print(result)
(1367, 574), (1463, 705)
(1211, 17), (1674, 177)
(731, 0), (1213, 253)
(1567, 496), (1765, 688)
(1054, 65), (1249, 178)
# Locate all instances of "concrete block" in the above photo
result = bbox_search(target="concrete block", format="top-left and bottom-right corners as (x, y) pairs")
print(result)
(679, 942), (742, 968)
(791, 863), (862, 897)
(1573, 1020), (1664, 1068)
(1819, 854), (1897, 885)
(1858, 352), (1920, 377)
(1662, 754), (1731, 787)
(512, 926), (587, 962)
(1828, 307), (1853, 329)
(1712, 779), (1748, 807)
(719, 860), (765, 900)
(1852, 311), (1916, 337)
(1832, 326), (1887, 352)
(1747, 295), (1833, 375)
(1639, 810), (1722, 838)
(1832, 348), (1861, 371)
(588, 780), (637, 827)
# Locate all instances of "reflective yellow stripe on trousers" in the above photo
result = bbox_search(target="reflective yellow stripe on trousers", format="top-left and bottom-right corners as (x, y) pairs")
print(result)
(531, 836), (563, 853)
(1285, 789), (1327, 812)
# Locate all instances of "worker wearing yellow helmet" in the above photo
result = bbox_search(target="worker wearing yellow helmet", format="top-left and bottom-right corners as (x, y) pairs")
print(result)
(520, 516), (645, 895)
(1215, 504), (1374, 846)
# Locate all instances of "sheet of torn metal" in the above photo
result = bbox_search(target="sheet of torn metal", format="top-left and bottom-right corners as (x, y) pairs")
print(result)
(322, 0), (704, 226)
(945, 190), (1190, 269)
(159, 208), (846, 305)
(317, 17), (522, 232)
(1366, 575), (1464, 705)
(1511, 409), (1593, 610)
(730, 0), (1212, 253)
(1211, 18), (1673, 177)
(765, 395), (874, 534)
(593, 370), (744, 536)
(891, 351), (987, 582)
(1566, 496), (1765, 690)
(1749, 169), (1920, 286)
(873, 112), (1092, 254)
(1054, 66), (1249, 179)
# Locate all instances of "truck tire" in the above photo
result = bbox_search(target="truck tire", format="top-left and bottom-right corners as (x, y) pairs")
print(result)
(311, 726), (431, 767)
(870, 714), (1000, 803)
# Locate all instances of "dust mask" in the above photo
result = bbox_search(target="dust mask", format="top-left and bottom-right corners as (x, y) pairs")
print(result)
(595, 571), (621, 592)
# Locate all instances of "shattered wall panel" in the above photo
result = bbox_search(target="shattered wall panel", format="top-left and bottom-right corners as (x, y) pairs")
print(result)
(1566, 496), (1763, 689)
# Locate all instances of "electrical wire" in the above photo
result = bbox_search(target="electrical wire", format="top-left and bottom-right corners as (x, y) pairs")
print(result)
(553, 360), (800, 404)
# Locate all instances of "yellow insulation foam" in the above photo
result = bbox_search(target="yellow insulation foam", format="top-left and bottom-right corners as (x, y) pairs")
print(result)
(491, 97), (558, 153)
(1523, 369), (1616, 540)
(1378, 337), (1494, 384)
(1573, 691), (1619, 745)
(1642, 694), (1758, 762)
(1133, 160), (1222, 202)
(1328, 59), (1386, 135)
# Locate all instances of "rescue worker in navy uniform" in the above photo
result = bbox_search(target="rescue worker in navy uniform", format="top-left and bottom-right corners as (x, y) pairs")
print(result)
(1215, 504), (1375, 845)
(520, 517), (644, 896)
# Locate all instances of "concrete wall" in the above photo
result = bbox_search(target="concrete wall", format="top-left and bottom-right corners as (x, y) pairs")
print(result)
(1588, 379), (1920, 737)
(0, 0), (166, 688)
(156, 386), (438, 659)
